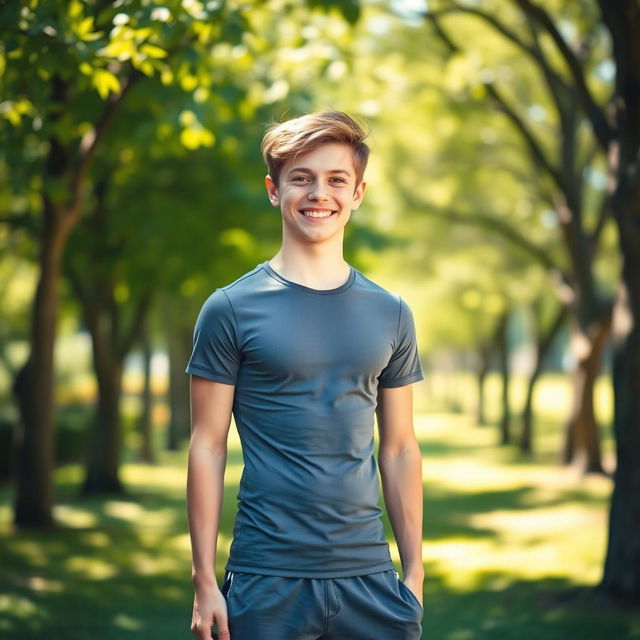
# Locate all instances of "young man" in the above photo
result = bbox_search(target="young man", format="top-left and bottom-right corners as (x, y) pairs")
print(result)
(186, 111), (425, 640)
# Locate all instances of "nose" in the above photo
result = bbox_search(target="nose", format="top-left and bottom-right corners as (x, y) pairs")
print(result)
(308, 181), (329, 202)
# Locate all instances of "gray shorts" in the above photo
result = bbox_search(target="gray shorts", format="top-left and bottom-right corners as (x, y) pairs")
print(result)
(216, 568), (423, 639)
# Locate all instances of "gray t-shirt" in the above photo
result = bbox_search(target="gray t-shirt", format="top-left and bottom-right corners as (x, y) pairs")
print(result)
(185, 260), (424, 578)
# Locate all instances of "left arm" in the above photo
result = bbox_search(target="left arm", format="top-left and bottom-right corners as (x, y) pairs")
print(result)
(376, 383), (424, 606)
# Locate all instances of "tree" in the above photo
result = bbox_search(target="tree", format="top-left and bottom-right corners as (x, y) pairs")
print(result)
(419, 0), (614, 474)
(412, 0), (639, 607)
(1, 0), (367, 520)
(595, 0), (640, 607)
(1, 0), (280, 526)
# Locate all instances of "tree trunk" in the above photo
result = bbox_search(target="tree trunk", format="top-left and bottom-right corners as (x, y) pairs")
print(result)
(12, 205), (73, 528)
(167, 319), (191, 451)
(82, 314), (125, 495)
(597, 0), (640, 605)
(600, 279), (640, 605)
(475, 344), (490, 426)
(138, 331), (154, 463)
(495, 311), (511, 445)
(560, 316), (611, 474)
(520, 304), (567, 453)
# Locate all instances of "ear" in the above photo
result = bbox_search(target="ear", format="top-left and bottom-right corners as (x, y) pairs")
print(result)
(265, 175), (280, 207)
(351, 181), (367, 210)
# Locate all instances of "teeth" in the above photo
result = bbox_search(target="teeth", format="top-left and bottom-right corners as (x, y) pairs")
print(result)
(302, 210), (333, 218)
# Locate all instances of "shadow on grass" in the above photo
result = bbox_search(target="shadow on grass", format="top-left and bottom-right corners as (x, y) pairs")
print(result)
(0, 411), (637, 640)
(1, 535), (638, 640)
(422, 572), (640, 640)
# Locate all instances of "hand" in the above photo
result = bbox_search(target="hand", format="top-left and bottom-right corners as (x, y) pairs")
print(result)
(191, 582), (230, 639)
(402, 570), (424, 608)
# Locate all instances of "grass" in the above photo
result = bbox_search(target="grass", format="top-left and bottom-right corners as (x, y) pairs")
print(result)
(1, 374), (639, 639)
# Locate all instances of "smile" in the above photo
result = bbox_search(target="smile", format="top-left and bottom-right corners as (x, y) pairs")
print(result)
(299, 209), (336, 218)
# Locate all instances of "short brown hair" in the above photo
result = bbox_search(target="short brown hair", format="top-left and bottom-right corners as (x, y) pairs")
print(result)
(261, 111), (370, 187)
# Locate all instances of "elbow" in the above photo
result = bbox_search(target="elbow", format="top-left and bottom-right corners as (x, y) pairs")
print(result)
(188, 429), (228, 457)
(378, 439), (420, 465)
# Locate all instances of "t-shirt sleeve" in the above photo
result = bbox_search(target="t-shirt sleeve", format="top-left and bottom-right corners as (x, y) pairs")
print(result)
(377, 296), (424, 388)
(185, 288), (240, 385)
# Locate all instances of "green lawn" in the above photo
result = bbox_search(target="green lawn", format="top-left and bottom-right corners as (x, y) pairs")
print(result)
(1, 375), (639, 639)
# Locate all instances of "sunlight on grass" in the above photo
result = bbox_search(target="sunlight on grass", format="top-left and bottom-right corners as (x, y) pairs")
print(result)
(0, 505), (12, 533)
(0, 594), (40, 618)
(104, 499), (145, 521)
(25, 575), (65, 593)
(167, 532), (192, 552)
(128, 551), (182, 575)
(53, 463), (84, 485)
(104, 500), (178, 530)
(122, 453), (245, 488)
(218, 532), (232, 557)
(121, 464), (186, 490)
(223, 462), (244, 484)
(10, 540), (48, 566)
(429, 533), (605, 592)
(416, 412), (612, 595)
(1, 373), (636, 639)
(65, 556), (119, 580)
(81, 530), (111, 548)
(112, 613), (144, 631)
(54, 504), (98, 527)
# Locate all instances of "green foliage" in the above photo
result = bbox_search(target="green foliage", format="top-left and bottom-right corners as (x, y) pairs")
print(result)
(0, 0), (368, 356)
(309, 0), (361, 25)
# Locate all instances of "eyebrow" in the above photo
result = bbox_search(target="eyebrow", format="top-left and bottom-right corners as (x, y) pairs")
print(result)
(287, 167), (352, 176)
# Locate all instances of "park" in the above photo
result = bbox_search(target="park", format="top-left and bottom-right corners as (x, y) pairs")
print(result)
(1, 1), (640, 638)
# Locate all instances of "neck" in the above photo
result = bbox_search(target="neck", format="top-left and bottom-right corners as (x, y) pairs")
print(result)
(268, 243), (350, 289)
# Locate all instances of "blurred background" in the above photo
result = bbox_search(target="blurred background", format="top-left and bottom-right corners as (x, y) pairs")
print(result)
(1, 0), (640, 638)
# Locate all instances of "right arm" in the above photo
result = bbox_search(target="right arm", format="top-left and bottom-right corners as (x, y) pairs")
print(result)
(187, 374), (235, 640)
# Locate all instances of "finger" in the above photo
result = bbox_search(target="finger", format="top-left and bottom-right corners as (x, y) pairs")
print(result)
(190, 619), (210, 639)
(215, 613), (231, 639)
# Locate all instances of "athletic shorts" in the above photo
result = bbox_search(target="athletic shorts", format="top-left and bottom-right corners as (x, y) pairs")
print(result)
(215, 568), (423, 639)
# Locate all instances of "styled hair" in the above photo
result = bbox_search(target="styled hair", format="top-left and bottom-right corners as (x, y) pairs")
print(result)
(261, 111), (370, 187)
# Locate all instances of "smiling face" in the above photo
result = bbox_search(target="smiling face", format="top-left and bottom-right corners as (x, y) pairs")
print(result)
(265, 142), (366, 246)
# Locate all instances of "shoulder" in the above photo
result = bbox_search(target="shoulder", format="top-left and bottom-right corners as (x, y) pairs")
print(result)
(196, 264), (264, 320)
(353, 268), (403, 309)
(199, 263), (268, 311)
(217, 262), (275, 302)
(220, 264), (264, 293)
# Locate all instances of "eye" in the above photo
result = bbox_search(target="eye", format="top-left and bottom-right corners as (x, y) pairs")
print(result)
(291, 175), (309, 182)
(330, 177), (347, 184)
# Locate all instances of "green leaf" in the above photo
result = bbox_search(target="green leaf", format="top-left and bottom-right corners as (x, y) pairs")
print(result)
(140, 43), (168, 59)
(308, 0), (360, 25)
(92, 69), (120, 99)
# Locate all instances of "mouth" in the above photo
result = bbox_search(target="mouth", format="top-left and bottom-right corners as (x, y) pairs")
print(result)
(299, 208), (337, 219)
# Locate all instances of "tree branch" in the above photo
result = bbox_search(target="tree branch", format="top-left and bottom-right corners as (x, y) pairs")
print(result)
(119, 289), (154, 359)
(398, 185), (564, 274)
(484, 82), (566, 192)
(589, 192), (612, 253)
(424, 12), (565, 193)
(424, 4), (570, 94)
(512, 0), (614, 149)
(69, 71), (142, 217)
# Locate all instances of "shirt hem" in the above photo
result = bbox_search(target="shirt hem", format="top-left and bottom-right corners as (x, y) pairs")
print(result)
(224, 558), (395, 579)
(185, 363), (237, 385)
(378, 371), (425, 388)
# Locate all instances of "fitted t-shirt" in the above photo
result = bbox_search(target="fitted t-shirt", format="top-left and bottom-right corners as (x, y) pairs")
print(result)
(185, 260), (424, 578)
